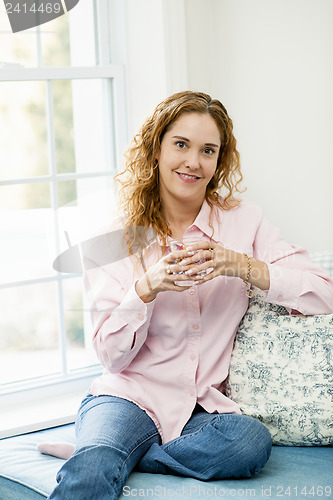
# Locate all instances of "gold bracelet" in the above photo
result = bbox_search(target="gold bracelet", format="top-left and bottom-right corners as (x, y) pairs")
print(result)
(242, 253), (253, 298)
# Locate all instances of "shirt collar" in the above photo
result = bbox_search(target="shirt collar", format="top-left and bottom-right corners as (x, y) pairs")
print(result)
(156, 199), (223, 248)
(185, 199), (222, 243)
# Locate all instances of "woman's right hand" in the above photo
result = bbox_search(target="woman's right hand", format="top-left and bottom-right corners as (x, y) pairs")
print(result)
(135, 248), (198, 303)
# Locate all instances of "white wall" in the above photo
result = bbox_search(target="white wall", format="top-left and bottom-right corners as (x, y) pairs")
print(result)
(124, 0), (333, 252)
(185, 0), (333, 252)
(123, 0), (188, 137)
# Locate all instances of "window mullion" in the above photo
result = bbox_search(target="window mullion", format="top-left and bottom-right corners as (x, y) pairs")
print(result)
(0, 170), (113, 187)
(0, 273), (82, 290)
(94, 0), (111, 65)
(111, 68), (129, 167)
(0, 65), (119, 82)
(102, 79), (115, 174)
(46, 79), (68, 377)
(36, 25), (43, 67)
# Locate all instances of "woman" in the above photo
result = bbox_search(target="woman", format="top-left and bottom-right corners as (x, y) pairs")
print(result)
(47, 91), (333, 499)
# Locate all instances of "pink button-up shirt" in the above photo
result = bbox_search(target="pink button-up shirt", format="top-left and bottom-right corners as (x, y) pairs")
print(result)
(85, 199), (333, 443)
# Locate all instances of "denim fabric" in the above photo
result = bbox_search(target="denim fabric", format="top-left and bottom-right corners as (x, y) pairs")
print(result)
(138, 411), (272, 480)
(48, 395), (160, 500)
(48, 395), (272, 500)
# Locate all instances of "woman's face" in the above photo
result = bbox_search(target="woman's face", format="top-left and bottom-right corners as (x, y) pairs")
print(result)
(156, 112), (221, 208)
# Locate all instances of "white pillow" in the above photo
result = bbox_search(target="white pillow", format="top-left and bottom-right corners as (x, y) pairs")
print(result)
(228, 254), (333, 446)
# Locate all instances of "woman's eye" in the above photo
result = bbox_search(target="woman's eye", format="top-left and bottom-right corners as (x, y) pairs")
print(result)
(176, 141), (187, 149)
(204, 148), (214, 155)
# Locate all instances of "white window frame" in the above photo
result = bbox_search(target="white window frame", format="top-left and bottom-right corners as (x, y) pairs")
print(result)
(0, 0), (128, 438)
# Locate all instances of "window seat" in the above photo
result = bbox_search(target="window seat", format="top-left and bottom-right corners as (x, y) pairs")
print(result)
(0, 423), (332, 499)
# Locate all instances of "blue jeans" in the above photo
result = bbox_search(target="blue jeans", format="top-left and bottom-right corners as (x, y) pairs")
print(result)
(49, 394), (272, 500)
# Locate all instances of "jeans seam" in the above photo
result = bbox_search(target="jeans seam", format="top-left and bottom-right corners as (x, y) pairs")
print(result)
(114, 430), (160, 484)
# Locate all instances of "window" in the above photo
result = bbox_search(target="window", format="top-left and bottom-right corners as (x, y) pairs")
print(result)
(0, 0), (127, 428)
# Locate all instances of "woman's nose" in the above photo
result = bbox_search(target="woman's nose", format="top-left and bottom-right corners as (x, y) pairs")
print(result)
(184, 151), (200, 169)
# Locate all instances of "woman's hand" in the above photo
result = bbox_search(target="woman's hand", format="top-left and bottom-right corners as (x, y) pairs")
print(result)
(135, 248), (200, 303)
(178, 240), (270, 291)
(178, 241), (246, 282)
(136, 241), (270, 303)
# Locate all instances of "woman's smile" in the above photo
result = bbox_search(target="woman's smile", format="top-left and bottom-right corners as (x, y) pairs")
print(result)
(175, 171), (201, 183)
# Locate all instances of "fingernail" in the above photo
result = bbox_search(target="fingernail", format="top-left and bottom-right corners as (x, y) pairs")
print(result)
(185, 269), (195, 275)
(186, 250), (195, 255)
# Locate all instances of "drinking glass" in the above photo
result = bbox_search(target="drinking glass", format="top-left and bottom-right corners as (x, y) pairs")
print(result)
(170, 238), (210, 286)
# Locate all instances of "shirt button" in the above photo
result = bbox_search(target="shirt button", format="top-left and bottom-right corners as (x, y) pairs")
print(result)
(192, 324), (199, 330)
(190, 353), (196, 361)
(138, 313), (145, 321)
(189, 390), (195, 397)
(277, 295), (283, 302)
(188, 288), (195, 295)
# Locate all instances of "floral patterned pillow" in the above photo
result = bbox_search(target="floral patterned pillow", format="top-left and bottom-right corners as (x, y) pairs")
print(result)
(228, 253), (333, 446)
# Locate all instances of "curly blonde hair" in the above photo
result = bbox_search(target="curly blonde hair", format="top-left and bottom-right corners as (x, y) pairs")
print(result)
(115, 91), (244, 241)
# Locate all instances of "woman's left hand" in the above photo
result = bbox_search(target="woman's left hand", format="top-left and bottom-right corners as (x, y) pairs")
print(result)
(177, 240), (246, 284)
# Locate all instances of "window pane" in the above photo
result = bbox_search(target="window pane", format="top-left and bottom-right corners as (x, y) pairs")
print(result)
(0, 81), (49, 180)
(0, 2), (37, 67)
(0, 183), (51, 210)
(58, 180), (77, 207)
(57, 177), (115, 240)
(0, 207), (55, 285)
(63, 277), (97, 372)
(66, 0), (97, 67)
(58, 176), (114, 206)
(0, 282), (61, 385)
(55, 181), (117, 270)
(53, 79), (114, 175)
(71, 79), (114, 174)
(0, 0), (96, 68)
(53, 80), (76, 174)
(41, 16), (70, 66)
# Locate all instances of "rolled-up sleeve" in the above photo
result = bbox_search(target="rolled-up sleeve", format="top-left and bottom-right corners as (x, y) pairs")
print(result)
(253, 213), (333, 315)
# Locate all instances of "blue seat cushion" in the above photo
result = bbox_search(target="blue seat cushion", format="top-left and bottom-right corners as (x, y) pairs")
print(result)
(0, 424), (332, 499)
